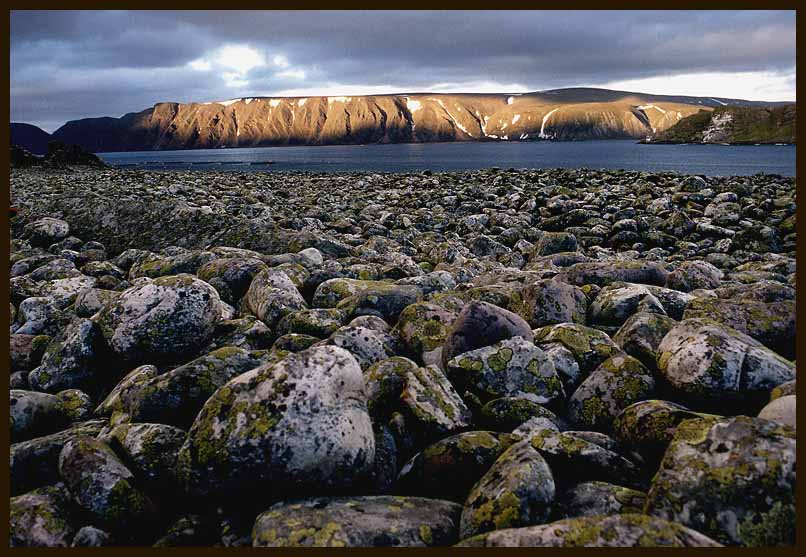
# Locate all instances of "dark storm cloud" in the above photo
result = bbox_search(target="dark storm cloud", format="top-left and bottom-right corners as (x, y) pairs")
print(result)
(10, 10), (796, 131)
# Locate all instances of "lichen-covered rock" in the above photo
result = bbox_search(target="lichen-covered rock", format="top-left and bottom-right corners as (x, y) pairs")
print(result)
(153, 513), (221, 547)
(196, 256), (268, 305)
(276, 308), (345, 338)
(74, 288), (121, 318)
(587, 282), (666, 328)
(123, 346), (266, 428)
(29, 318), (109, 394)
(456, 513), (721, 547)
(757, 395), (796, 430)
(645, 416), (796, 546)
(612, 312), (676, 370)
(534, 231), (578, 256)
(95, 274), (222, 364)
(55, 389), (92, 421)
(665, 260), (723, 292)
(398, 270), (456, 296)
(656, 318), (795, 411)
(129, 249), (217, 279)
(459, 439), (556, 539)
(10, 333), (51, 371)
(28, 258), (80, 281)
(479, 397), (561, 432)
(554, 481), (646, 520)
(94, 364), (159, 420)
(206, 316), (273, 352)
(71, 526), (113, 547)
(103, 422), (187, 487)
(321, 325), (400, 370)
(12, 296), (69, 336)
(252, 496), (462, 547)
(567, 353), (655, 433)
(364, 357), (469, 441)
(682, 297), (796, 359)
(397, 431), (516, 501)
(24, 217), (70, 247)
(770, 379), (795, 401)
(511, 279), (587, 329)
(527, 428), (644, 489)
(273, 333), (319, 352)
(10, 484), (76, 547)
(387, 362), (473, 453)
(442, 300), (533, 369)
(394, 302), (457, 368)
(312, 277), (385, 308)
(10, 420), (106, 496)
(533, 323), (620, 382)
(446, 337), (565, 407)
(177, 346), (375, 498)
(337, 283), (423, 325)
(612, 400), (716, 465)
(58, 437), (148, 531)
(241, 268), (307, 328)
(557, 260), (668, 287)
(10, 390), (70, 442)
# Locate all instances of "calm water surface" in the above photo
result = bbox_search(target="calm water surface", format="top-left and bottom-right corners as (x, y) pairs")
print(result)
(97, 140), (795, 177)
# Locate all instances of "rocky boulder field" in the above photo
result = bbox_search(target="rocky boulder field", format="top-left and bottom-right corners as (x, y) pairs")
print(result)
(9, 166), (796, 547)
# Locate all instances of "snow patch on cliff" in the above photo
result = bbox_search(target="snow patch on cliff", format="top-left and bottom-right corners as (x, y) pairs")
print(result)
(540, 108), (560, 139)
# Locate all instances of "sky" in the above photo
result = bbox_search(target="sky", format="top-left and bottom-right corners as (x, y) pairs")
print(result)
(10, 10), (797, 133)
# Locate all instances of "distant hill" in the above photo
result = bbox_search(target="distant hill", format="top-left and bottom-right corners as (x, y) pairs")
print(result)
(10, 123), (52, 154)
(647, 104), (796, 144)
(46, 88), (792, 152)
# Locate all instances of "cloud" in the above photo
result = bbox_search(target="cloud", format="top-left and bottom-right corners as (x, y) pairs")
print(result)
(10, 10), (796, 131)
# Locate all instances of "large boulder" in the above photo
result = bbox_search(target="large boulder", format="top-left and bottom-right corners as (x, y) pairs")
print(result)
(252, 496), (461, 547)
(567, 353), (655, 433)
(442, 300), (533, 369)
(757, 395), (796, 430)
(121, 346), (266, 428)
(177, 346), (375, 499)
(242, 268), (307, 328)
(446, 337), (565, 407)
(394, 302), (457, 368)
(28, 318), (109, 394)
(23, 217), (70, 247)
(612, 400), (716, 466)
(554, 481), (646, 520)
(587, 282), (666, 329)
(459, 439), (556, 539)
(612, 312), (677, 371)
(95, 274), (221, 364)
(58, 437), (148, 532)
(397, 431), (516, 501)
(682, 297), (796, 359)
(456, 514), (721, 547)
(645, 416), (796, 546)
(557, 261), (668, 287)
(10, 484), (77, 547)
(337, 283), (423, 325)
(511, 279), (588, 328)
(533, 323), (620, 383)
(10, 420), (106, 496)
(10, 390), (70, 442)
(656, 319), (795, 411)
(196, 257), (268, 305)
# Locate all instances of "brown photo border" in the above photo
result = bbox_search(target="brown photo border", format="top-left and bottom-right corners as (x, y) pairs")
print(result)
(2, 2), (801, 555)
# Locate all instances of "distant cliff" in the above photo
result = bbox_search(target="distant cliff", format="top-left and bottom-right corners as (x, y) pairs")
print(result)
(45, 88), (788, 152)
(647, 104), (796, 145)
